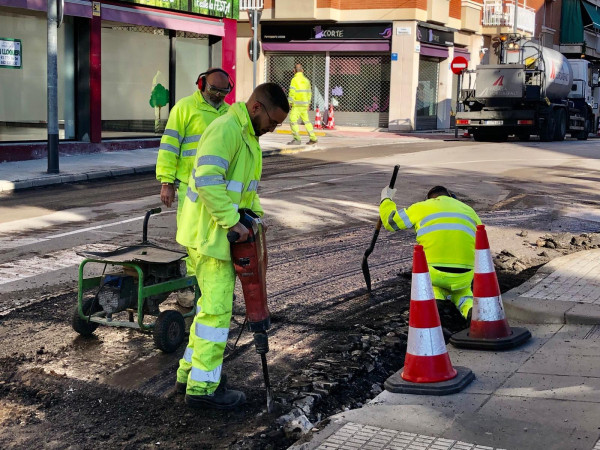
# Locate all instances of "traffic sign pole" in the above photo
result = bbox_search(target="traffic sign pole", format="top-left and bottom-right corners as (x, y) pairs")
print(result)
(450, 56), (468, 138)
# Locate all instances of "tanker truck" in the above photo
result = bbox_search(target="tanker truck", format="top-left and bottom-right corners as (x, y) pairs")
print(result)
(456, 35), (595, 142)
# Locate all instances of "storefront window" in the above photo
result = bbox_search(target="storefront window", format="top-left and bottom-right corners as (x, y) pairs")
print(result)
(416, 57), (440, 130)
(101, 23), (170, 137)
(175, 32), (210, 103)
(0, 8), (75, 142)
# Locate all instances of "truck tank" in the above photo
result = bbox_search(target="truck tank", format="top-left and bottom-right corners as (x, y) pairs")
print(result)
(506, 41), (573, 101)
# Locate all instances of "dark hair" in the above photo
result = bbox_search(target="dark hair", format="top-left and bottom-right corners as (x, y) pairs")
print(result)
(427, 185), (451, 199)
(255, 83), (290, 114)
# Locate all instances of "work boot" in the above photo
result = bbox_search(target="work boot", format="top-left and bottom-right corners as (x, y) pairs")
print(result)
(306, 140), (318, 145)
(185, 384), (245, 410)
(176, 289), (195, 309)
(287, 139), (302, 145)
(176, 374), (227, 395)
(465, 308), (472, 328)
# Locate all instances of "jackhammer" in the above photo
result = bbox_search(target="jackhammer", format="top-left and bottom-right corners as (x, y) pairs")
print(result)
(227, 209), (273, 412)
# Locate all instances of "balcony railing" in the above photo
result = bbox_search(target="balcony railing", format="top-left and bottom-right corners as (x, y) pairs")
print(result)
(240, 0), (264, 10)
(483, 0), (536, 34)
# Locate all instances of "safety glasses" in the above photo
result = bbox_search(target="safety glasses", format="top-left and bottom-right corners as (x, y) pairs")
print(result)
(206, 82), (231, 97)
(258, 101), (282, 128)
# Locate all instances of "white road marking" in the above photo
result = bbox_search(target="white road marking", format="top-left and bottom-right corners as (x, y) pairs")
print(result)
(0, 243), (118, 285)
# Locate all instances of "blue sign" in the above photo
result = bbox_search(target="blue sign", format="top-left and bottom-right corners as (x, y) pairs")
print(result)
(391, 53), (398, 61)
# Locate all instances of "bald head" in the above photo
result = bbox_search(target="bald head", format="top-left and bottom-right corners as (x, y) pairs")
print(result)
(294, 63), (303, 73)
(204, 68), (229, 91)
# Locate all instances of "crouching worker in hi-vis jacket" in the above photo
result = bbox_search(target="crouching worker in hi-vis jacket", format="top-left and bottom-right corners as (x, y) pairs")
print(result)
(175, 83), (289, 410)
(379, 185), (482, 320)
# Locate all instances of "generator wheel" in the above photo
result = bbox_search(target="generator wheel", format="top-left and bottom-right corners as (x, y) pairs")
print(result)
(72, 297), (101, 336)
(153, 310), (185, 353)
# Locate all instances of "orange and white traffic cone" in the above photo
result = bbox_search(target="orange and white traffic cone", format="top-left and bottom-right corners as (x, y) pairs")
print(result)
(314, 107), (322, 129)
(450, 225), (531, 350)
(385, 245), (474, 395)
(325, 104), (335, 130)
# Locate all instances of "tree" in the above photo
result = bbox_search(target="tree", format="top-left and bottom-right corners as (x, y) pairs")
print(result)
(149, 83), (169, 133)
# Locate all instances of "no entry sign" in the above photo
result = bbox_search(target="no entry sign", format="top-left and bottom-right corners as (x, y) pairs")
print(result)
(451, 56), (468, 75)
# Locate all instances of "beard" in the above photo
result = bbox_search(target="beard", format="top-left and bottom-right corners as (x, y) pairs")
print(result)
(250, 115), (263, 137)
(205, 96), (223, 110)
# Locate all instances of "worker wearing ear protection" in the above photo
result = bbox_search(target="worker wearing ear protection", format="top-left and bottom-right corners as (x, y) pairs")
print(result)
(156, 68), (232, 306)
(379, 185), (482, 320)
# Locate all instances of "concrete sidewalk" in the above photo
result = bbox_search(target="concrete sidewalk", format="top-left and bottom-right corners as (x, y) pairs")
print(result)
(0, 127), (439, 193)
(292, 249), (600, 450)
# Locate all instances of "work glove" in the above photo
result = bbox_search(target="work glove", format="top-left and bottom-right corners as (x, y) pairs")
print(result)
(381, 186), (396, 203)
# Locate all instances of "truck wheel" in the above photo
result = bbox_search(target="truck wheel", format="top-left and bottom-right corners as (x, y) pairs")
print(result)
(472, 130), (485, 141)
(539, 112), (555, 142)
(517, 134), (530, 141)
(577, 117), (590, 140)
(553, 109), (566, 141)
(72, 297), (101, 336)
(153, 310), (185, 353)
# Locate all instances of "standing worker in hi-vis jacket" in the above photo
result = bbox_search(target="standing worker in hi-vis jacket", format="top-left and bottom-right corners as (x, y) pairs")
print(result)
(287, 64), (318, 146)
(155, 68), (232, 307)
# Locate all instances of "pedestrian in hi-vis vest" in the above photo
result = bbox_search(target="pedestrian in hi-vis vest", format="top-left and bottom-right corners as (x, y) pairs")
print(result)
(379, 185), (482, 321)
(155, 68), (232, 307)
(287, 63), (318, 146)
(175, 83), (289, 410)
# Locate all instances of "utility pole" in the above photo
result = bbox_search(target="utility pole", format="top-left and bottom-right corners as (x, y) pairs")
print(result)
(513, 0), (518, 33)
(240, 0), (264, 90)
(47, 0), (63, 173)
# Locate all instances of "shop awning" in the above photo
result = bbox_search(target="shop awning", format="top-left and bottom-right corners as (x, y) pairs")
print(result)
(561, 0), (584, 43)
(582, 1), (600, 30)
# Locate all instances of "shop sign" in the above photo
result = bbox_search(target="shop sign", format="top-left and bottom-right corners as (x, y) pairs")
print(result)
(115, 0), (239, 19)
(262, 24), (393, 42)
(0, 38), (21, 69)
(416, 24), (454, 47)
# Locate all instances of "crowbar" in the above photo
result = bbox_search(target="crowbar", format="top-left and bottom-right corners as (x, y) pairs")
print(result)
(361, 165), (400, 292)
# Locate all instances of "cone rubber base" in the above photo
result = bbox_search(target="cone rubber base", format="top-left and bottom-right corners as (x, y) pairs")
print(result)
(384, 366), (474, 396)
(449, 326), (531, 350)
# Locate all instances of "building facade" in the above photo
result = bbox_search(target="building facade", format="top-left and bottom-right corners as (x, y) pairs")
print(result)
(236, 0), (600, 131)
(0, 0), (237, 154)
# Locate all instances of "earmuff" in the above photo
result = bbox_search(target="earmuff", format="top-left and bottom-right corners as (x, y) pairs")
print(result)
(196, 68), (235, 92)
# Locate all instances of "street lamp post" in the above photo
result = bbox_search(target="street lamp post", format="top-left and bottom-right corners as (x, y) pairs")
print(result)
(240, 0), (264, 90)
(47, 0), (63, 173)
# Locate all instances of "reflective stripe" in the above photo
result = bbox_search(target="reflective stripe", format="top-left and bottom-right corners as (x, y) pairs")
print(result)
(232, 203), (239, 212)
(195, 304), (202, 315)
(419, 212), (477, 228)
(458, 295), (472, 308)
(475, 249), (495, 274)
(198, 155), (230, 171)
(388, 211), (400, 231)
(182, 134), (202, 145)
(190, 365), (222, 383)
(182, 149), (197, 157)
(159, 143), (180, 155)
(406, 326), (447, 356)
(411, 273), (435, 301)
(247, 180), (259, 192)
(416, 223), (476, 238)
(294, 101), (309, 105)
(473, 296), (506, 321)
(186, 187), (199, 202)
(195, 175), (226, 187)
(183, 346), (193, 363)
(226, 180), (244, 193)
(195, 323), (229, 343)
(163, 128), (183, 143)
(295, 89), (311, 93)
(398, 209), (413, 228)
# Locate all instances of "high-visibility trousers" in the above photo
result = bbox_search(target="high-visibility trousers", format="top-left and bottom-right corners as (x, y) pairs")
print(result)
(176, 181), (194, 276)
(176, 248), (235, 395)
(289, 107), (317, 142)
(429, 266), (474, 319)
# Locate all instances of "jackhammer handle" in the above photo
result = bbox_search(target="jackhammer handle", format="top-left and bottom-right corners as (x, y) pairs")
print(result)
(227, 231), (240, 243)
(142, 207), (162, 243)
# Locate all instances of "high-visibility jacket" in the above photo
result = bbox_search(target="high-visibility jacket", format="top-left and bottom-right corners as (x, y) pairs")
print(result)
(156, 90), (229, 184)
(177, 102), (264, 261)
(380, 196), (482, 268)
(288, 72), (312, 109)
